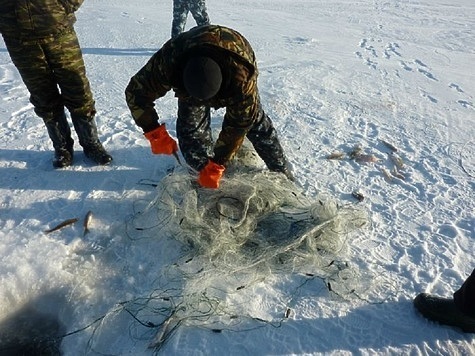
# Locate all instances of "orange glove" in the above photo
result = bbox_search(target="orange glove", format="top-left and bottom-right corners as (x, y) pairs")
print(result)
(198, 160), (225, 188)
(144, 124), (178, 155)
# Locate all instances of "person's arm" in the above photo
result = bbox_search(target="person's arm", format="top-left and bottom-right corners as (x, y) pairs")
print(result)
(197, 88), (258, 189)
(125, 50), (178, 155)
(125, 50), (172, 133)
(213, 84), (260, 166)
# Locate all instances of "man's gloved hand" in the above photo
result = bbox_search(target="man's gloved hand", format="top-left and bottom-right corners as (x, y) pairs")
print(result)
(144, 124), (178, 155)
(198, 160), (225, 188)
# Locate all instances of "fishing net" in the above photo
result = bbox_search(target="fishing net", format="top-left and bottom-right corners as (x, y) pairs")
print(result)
(80, 144), (372, 353)
(132, 168), (365, 273)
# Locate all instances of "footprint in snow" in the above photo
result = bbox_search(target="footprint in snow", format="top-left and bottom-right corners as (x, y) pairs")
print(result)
(419, 89), (438, 103)
(457, 100), (473, 109)
(399, 61), (412, 71)
(449, 83), (464, 93)
(383, 42), (401, 59)
(417, 68), (438, 81)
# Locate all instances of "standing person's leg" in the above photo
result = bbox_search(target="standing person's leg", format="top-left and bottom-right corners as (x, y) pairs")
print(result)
(171, 0), (190, 38)
(189, 0), (210, 26)
(454, 269), (475, 316)
(45, 29), (112, 165)
(45, 28), (95, 120)
(44, 111), (74, 168)
(176, 99), (213, 171)
(414, 269), (475, 333)
(2, 36), (74, 168)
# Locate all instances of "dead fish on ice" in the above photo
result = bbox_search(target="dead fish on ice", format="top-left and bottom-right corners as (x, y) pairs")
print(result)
(349, 145), (363, 159)
(348, 145), (380, 164)
(352, 191), (365, 202)
(327, 151), (346, 160)
(83, 210), (93, 236)
(148, 313), (181, 350)
(391, 167), (406, 180)
(380, 139), (398, 152)
(380, 167), (393, 182)
(354, 154), (380, 164)
(388, 152), (404, 169)
(44, 218), (79, 234)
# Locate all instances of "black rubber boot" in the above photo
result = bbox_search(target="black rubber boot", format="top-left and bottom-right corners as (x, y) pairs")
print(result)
(72, 115), (112, 165)
(414, 293), (475, 333)
(45, 113), (74, 168)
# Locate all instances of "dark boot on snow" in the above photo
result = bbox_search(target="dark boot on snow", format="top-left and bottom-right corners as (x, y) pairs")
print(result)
(414, 293), (475, 333)
(72, 115), (112, 165)
(45, 113), (74, 168)
(53, 148), (73, 169)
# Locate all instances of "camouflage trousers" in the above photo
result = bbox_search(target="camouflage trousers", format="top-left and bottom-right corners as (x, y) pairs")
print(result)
(2, 28), (95, 123)
(176, 100), (289, 174)
(171, 0), (210, 38)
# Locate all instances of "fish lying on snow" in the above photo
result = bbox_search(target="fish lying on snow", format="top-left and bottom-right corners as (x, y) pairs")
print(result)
(43, 210), (94, 235)
(83, 210), (93, 236)
(44, 218), (79, 234)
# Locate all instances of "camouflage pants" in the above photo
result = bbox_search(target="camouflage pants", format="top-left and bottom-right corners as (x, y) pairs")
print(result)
(171, 0), (210, 38)
(176, 100), (289, 173)
(2, 28), (95, 123)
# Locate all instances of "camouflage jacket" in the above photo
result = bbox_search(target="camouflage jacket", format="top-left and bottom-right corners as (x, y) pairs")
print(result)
(125, 25), (262, 166)
(0, 0), (82, 40)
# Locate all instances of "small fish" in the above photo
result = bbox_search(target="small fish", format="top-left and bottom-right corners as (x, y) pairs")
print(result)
(44, 218), (79, 234)
(380, 167), (393, 182)
(327, 151), (345, 160)
(149, 317), (173, 349)
(148, 314), (180, 349)
(389, 153), (404, 169)
(355, 154), (380, 164)
(391, 167), (405, 180)
(380, 139), (398, 152)
(352, 191), (364, 202)
(349, 145), (363, 159)
(83, 210), (93, 236)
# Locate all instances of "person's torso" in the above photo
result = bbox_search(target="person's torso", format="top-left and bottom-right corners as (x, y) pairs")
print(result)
(163, 25), (258, 108)
(0, 0), (76, 40)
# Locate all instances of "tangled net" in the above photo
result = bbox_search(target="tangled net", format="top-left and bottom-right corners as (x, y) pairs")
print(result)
(84, 146), (370, 353)
(135, 169), (366, 272)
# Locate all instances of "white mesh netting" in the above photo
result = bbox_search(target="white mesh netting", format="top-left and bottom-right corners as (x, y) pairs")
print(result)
(80, 145), (373, 353)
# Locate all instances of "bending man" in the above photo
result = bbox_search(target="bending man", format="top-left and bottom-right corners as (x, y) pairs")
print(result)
(125, 25), (292, 188)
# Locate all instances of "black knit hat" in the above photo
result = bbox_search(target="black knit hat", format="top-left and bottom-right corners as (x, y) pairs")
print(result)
(183, 56), (222, 100)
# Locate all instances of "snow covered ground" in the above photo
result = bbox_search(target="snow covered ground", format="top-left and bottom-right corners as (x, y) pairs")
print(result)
(0, 0), (474, 354)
